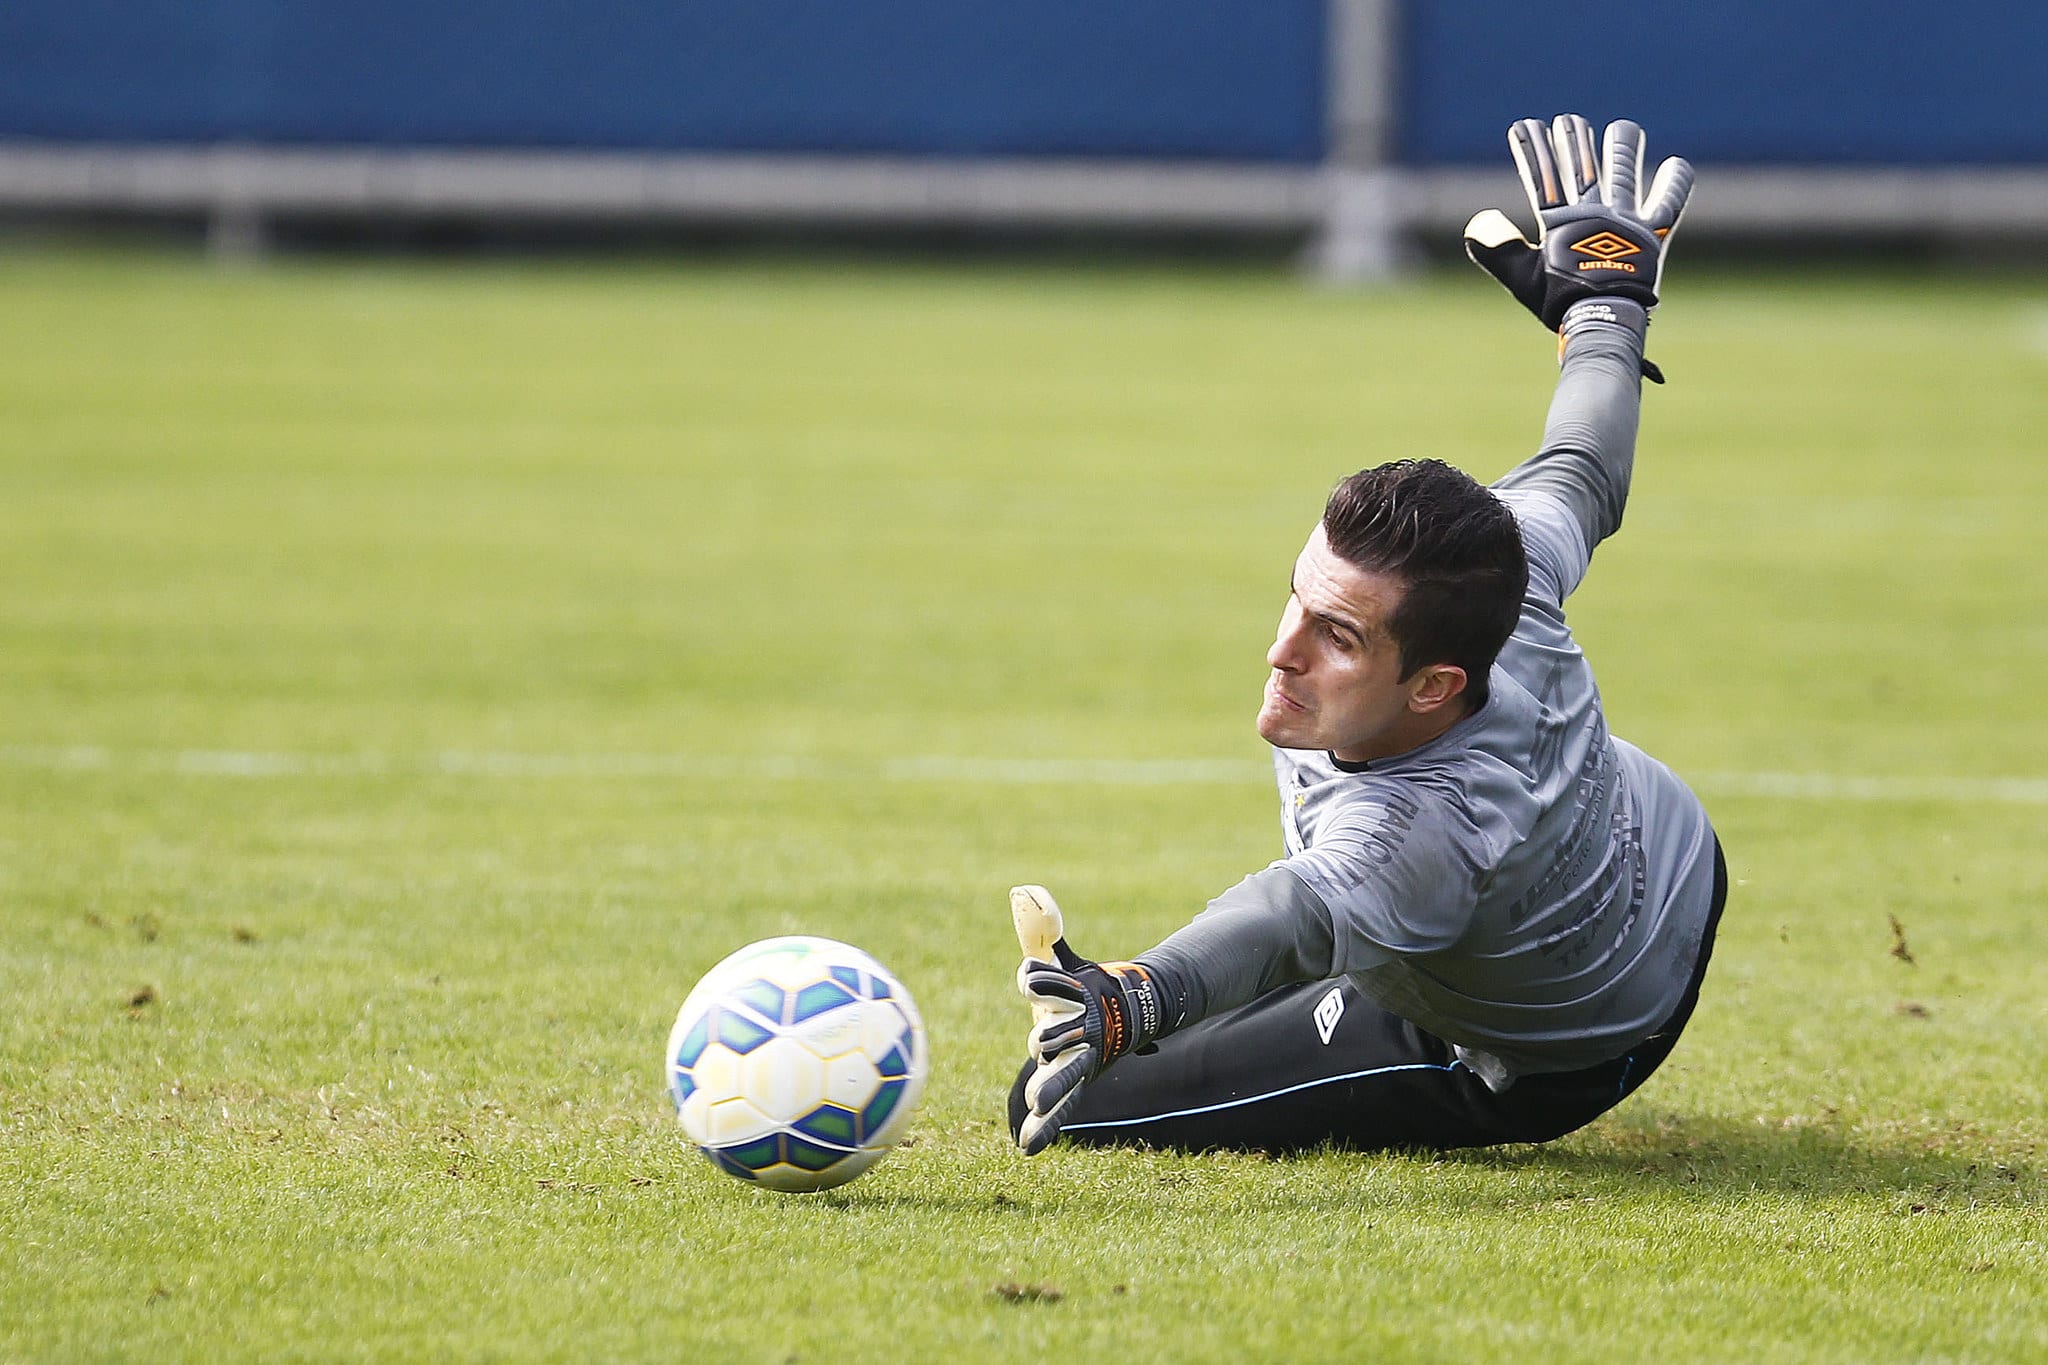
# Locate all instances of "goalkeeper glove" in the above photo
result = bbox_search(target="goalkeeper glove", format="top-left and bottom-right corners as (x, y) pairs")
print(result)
(1010, 884), (1163, 1156)
(1463, 114), (1694, 381)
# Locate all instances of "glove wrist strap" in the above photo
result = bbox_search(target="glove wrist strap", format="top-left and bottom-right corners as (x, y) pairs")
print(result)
(1558, 297), (1664, 383)
(1093, 961), (1161, 1062)
(1559, 296), (1648, 345)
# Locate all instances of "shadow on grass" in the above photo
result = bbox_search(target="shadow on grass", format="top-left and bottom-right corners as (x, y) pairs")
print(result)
(1443, 1112), (2040, 1205)
(773, 1114), (2039, 1216)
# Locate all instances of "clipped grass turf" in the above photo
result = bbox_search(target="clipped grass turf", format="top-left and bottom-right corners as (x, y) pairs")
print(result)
(2, 248), (2044, 1361)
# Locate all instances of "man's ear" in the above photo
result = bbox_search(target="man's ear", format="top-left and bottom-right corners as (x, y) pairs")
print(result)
(1407, 664), (1469, 714)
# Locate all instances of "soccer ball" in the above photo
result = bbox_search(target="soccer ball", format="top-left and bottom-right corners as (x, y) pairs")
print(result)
(665, 936), (928, 1192)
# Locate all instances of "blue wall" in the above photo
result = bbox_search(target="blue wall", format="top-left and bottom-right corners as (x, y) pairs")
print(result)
(2, 2), (2043, 166)
(1400, 3), (2048, 165)
(0, 1), (1327, 162)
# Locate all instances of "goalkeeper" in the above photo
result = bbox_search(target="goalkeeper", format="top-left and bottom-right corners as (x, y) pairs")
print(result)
(1010, 115), (1727, 1155)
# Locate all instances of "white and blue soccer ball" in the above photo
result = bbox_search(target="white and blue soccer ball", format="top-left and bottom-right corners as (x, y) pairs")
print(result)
(666, 936), (928, 1192)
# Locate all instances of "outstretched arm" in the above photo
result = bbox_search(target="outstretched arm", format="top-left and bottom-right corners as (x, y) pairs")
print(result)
(1009, 868), (1338, 1154)
(1492, 298), (1648, 554)
(1133, 866), (1338, 1027)
(1463, 114), (1693, 563)
(1012, 797), (1477, 1153)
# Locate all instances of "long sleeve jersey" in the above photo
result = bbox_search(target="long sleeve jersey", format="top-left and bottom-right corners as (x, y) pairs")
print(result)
(1136, 298), (1719, 1087)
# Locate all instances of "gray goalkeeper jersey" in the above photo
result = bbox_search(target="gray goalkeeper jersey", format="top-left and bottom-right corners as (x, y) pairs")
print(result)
(1269, 481), (1715, 1082)
(1142, 300), (1718, 1084)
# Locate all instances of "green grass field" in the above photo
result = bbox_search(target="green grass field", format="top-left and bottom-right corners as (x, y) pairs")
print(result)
(3, 247), (2044, 1361)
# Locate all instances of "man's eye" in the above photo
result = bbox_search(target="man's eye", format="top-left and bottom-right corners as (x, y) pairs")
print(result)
(1321, 623), (1354, 651)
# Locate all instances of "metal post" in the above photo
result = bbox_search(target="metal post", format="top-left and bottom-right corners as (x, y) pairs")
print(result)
(1309, 0), (1405, 283)
(206, 146), (269, 264)
(207, 202), (268, 263)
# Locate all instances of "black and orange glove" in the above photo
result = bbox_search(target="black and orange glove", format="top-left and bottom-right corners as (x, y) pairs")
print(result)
(1011, 885), (1162, 1156)
(1463, 114), (1694, 380)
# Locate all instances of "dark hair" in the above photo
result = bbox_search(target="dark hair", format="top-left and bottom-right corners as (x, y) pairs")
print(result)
(1321, 459), (1527, 709)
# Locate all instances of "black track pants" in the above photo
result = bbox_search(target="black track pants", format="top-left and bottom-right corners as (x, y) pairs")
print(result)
(1010, 841), (1727, 1154)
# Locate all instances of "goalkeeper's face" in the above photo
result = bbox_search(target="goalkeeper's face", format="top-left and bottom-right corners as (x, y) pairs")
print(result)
(1257, 526), (1469, 764)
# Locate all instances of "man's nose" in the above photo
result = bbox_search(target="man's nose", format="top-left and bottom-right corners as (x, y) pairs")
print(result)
(1268, 614), (1307, 672)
